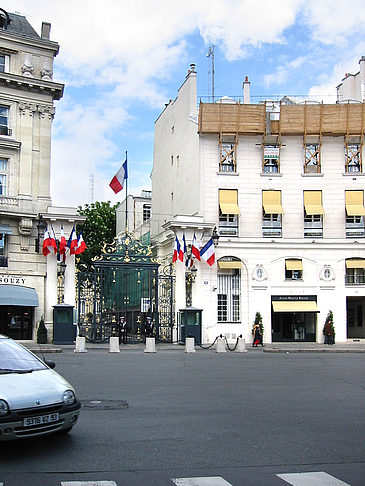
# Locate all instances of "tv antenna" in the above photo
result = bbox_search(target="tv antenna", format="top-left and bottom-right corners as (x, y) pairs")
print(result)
(89, 167), (95, 204)
(206, 44), (215, 102)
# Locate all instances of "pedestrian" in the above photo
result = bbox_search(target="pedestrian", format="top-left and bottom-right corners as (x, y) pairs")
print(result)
(323, 319), (333, 345)
(119, 315), (127, 344)
(253, 322), (263, 347)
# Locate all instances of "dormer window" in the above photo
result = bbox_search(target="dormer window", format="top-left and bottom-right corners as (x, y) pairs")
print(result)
(0, 9), (10, 30)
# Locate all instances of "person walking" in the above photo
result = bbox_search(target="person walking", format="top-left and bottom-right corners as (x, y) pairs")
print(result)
(253, 322), (262, 347)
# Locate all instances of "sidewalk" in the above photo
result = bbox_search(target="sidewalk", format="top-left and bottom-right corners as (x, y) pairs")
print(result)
(24, 339), (365, 354)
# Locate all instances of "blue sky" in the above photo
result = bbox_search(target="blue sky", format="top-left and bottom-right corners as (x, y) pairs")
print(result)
(3, 0), (365, 207)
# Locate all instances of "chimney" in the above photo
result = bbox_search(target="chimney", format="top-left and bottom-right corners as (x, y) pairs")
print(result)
(243, 76), (250, 104)
(41, 22), (51, 40)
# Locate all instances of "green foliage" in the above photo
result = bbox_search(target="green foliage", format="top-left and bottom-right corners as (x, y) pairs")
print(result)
(77, 201), (118, 268)
(252, 312), (264, 335)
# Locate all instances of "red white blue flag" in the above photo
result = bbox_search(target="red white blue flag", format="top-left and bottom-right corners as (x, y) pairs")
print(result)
(74, 231), (87, 255)
(67, 226), (78, 255)
(200, 238), (215, 267)
(191, 233), (201, 261)
(172, 235), (180, 263)
(179, 234), (186, 262)
(109, 157), (128, 194)
(59, 226), (67, 255)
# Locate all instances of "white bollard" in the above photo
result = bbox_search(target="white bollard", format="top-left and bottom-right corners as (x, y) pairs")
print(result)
(144, 337), (156, 353)
(216, 336), (226, 353)
(185, 337), (196, 353)
(109, 336), (120, 353)
(74, 336), (87, 353)
(236, 337), (247, 353)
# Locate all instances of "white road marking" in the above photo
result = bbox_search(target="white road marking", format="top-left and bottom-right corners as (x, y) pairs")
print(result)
(277, 471), (351, 486)
(171, 478), (232, 486)
(61, 482), (117, 486)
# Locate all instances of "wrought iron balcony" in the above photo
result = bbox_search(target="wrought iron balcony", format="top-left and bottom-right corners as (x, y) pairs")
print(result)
(345, 274), (365, 285)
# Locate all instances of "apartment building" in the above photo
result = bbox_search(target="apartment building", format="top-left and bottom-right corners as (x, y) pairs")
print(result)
(116, 190), (151, 243)
(0, 8), (84, 341)
(151, 64), (365, 344)
(337, 56), (365, 102)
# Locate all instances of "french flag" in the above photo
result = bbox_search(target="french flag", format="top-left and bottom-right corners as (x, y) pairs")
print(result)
(42, 229), (52, 256)
(191, 233), (201, 261)
(109, 157), (128, 194)
(179, 234), (186, 262)
(67, 226), (78, 255)
(75, 231), (87, 255)
(200, 238), (215, 267)
(59, 226), (67, 256)
(172, 235), (181, 263)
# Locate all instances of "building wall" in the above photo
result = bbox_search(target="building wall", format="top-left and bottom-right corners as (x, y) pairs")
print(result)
(337, 56), (365, 102)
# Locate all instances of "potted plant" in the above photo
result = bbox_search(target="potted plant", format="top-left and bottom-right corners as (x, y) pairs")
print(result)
(37, 316), (47, 344)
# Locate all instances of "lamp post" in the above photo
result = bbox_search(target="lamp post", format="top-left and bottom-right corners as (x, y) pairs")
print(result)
(35, 215), (47, 253)
(57, 260), (67, 304)
(212, 226), (219, 247)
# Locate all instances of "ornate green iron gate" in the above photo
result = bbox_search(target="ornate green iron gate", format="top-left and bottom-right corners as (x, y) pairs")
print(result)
(76, 231), (175, 343)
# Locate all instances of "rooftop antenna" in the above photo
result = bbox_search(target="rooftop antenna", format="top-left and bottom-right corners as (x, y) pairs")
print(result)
(206, 44), (215, 103)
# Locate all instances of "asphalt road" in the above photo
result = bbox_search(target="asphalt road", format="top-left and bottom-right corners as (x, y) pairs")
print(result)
(1, 348), (365, 485)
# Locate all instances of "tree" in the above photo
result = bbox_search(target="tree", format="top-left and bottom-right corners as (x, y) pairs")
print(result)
(77, 201), (118, 268)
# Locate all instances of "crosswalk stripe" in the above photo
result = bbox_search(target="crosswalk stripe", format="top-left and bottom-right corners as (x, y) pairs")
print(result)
(171, 478), (232, 486)
(277, 472), (351, 485)
(61, 482), (117, 486)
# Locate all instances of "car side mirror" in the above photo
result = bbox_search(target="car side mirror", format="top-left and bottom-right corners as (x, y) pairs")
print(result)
(45, 360), (56, 369)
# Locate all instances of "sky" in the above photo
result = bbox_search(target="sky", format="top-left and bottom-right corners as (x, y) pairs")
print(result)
(3, 0), (365, 208)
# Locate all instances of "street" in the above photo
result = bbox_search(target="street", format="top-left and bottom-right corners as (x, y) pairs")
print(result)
(1, 347), (365, 485)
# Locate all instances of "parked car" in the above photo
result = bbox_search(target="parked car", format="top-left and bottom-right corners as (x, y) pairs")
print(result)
(0, 334), (80, 440)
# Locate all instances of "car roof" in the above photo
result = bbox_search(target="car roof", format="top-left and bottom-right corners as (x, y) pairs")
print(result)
(0, 334), (10, 339)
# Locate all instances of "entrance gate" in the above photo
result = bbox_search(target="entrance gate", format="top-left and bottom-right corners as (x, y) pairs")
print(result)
(76, 231), (175, 343)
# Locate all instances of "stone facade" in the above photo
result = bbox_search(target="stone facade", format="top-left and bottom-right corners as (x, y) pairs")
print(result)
(152, 65), (365, 345)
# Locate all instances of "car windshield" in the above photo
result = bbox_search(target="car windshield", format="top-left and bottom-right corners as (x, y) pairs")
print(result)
(0, 338), (47, 373)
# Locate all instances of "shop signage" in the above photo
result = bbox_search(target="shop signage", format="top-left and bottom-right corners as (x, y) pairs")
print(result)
(272, 295), (316, 301)
(264, 146), (280, 159)
(0, 275), (27, 285)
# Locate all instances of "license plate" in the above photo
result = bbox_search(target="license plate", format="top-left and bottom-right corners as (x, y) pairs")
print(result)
(23, 412), (59, 427)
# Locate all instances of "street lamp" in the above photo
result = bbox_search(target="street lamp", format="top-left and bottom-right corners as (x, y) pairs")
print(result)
(35, 215), (47, 253)
(212, 226), (219, 247)
(57, 260), (67, 304)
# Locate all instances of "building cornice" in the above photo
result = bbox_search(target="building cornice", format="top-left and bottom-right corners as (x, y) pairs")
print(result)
(0, 71), (64, 100)
(0, 31), (59, 56)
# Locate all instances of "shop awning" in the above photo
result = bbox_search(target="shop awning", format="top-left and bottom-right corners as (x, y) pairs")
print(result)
(219, 189), (240, 215)
(263, 190), (283, 214)
(0, 225), (12, 235)
(272, 301), (319, 312)
(345, 259), (365, 269)
(218, 261), (242, 269)
(345, 190), (365, 216)
(285, 259), (303, 271)
(0, 285), (38, 307)
(304, 191), (324, 215)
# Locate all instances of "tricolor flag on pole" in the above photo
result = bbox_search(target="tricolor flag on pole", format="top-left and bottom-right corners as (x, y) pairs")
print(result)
(67, 226), (78, 255)
(74, 231), (87, 255)
(191, 233), (201, 261)
(172, 235), (181, 264)
(42, 229), (54, 256)
(200, 238), (215, 267)
(109, 155), (128, 194)
(59, 226), (67, 256)
(179, 234), (186, 262)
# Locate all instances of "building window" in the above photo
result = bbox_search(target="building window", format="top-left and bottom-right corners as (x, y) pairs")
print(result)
(262, 213), (282, 237)
(346, 215), (365, 237)
(303, 190), (324, 237)
(304, 144), (320, 173)
(345, 259), (365, 285)
(217, 267), (240, 323)
(345, 143), (362, 173)
(263, 145), (279, 173)
(0, 106), (10, 136)
(0, 158), (7, 195)
(0, 233), (8, 266)
(285, 259), (303, 280)
(218, 189), (240, 236)
(262, 190), (283, 237)
(345, 191), (365, 237)
(143, 204), (151, 222)
(219, 135), (237, 172)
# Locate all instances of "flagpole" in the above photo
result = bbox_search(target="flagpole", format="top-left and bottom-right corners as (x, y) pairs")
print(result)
(125, 151), (128, 232)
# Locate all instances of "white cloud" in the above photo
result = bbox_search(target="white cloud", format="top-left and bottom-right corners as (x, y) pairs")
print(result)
(263, 56), (307, 89)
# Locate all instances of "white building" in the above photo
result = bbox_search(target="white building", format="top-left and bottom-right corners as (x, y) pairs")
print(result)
(116, 190), (151, 243)
(337, 56), (365, 102)
(151, 64), (365, 345)
(0, 8), (84, 341)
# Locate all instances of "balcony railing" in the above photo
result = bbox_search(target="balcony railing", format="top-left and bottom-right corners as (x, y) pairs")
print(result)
(345, 274), (365, 285)
(0, 196), (18, 206)
(346, 225), (365, 238)
(219, 220), (238, 236)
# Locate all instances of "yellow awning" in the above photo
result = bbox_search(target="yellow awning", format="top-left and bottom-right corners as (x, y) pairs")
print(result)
(262, 190), (283, 214)
(218, 261), (242, 269)
(285, 259), (303, 271)
(345, 259), (365, 269)
(304, 191), (324, 215)
(272, 301), (319, 312)
(345, 191), (365, 216)
(219, 189), (240, 215)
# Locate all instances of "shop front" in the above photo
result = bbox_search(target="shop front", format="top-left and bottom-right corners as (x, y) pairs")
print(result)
(271, 295), (319, 342)
(0, 284), (39, 340)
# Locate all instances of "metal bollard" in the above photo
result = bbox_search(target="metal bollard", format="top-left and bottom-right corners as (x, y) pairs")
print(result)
(144, 337), (156, 353)
(216, 336), (226, 353)
(109, 336), (120, 353)
(74, 336), (87, 353)
(236, 336), (247, 353)
(185, 337), (196, 353)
